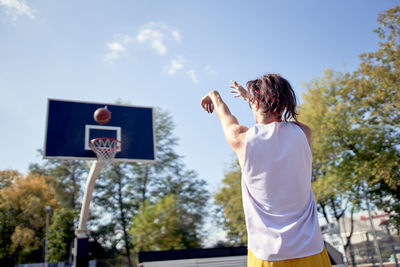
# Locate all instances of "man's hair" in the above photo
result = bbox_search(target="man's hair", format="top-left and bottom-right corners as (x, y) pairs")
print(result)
(246, 73), (298, 121)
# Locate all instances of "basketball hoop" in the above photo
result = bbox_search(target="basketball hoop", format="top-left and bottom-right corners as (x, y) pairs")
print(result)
(89, 138), (122, 163)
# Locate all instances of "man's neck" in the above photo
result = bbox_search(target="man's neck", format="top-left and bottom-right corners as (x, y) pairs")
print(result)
(255, 112), (282, 125)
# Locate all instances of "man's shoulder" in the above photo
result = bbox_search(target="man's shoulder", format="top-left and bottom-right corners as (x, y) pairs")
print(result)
(290, 121), (312, 145)
(291, 121), (311, 135)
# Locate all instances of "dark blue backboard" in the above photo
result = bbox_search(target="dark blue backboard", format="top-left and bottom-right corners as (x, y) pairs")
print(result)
(44, 99), (155, 162)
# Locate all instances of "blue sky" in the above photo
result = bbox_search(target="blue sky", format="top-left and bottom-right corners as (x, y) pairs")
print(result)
(0, 0), (397, 198)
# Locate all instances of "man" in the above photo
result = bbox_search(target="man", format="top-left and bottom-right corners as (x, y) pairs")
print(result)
(201, 74), (331, 266)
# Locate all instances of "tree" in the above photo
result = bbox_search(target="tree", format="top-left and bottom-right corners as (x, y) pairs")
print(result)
(0, 170), (21, 190)
(46, 208), (76, 263)
(130, 194), (201, 252)
(0, 173), (59, 264)
(130, 109), (209, 249)
(151, 169), (208, 244)
(340, 6), (400, 228)
(89, 223), (121, 259)
(93, 163), (135, 266)
(93, 108), (209, 262)
(299, 70), (362, 265)
(298, 8), (400, 261)
(29, 157), (88, 211)
(128, 108), (184, 205)
(214, 161), (246, 246)
(28, 157), (88, 263)
(0, 170), (23, 259)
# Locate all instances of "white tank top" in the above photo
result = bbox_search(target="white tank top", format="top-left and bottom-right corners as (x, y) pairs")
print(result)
(241, 122), (324, 261)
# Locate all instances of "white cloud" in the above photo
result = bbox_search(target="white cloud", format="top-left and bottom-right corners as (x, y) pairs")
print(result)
(151, 40), (167, 55)
(171, 30), (182, 43)
(103, 34), (133, 63)
(0, 0), (36, 21)
(136, 22), (181, 55)
(136, 28), (163, 42)
(186, 69), (199, 84)
(136, 28), (166, 55)
(165, 56), (185, 75)
(204, 65), (217, 76)
(103, 22), (181, 65)
(108, 42), (125, 52)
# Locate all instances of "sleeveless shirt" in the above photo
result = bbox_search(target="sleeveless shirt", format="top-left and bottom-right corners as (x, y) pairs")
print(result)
(241, 122), (324, 261)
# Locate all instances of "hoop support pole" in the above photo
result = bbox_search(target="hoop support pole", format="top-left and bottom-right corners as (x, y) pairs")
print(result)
(76, 160), (104, 237)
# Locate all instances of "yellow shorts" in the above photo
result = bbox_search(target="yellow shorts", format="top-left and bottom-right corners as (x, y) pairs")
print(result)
(247, 247), (332, 267)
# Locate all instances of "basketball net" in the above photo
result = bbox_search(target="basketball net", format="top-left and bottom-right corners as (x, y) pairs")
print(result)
(89, 137), (122, 163)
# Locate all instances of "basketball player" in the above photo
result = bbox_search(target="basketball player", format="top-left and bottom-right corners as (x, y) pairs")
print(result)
(201, 74), (332, 267)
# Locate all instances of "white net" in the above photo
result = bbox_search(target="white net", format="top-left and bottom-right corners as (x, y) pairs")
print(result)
(89, 138), (122, 163)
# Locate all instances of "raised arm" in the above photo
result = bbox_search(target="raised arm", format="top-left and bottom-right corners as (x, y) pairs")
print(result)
(200, 90), (248, 160)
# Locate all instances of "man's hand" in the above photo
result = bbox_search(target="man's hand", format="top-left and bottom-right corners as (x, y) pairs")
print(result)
(201, 94), (214, 113)
(230, 80), (248, 101)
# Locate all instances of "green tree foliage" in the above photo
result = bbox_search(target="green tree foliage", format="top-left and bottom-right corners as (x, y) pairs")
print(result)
(0, 208), (14, 258)
(93, 108), (208, 260)
(0, 172), (59, 263)
(341, 6), (400, 227)
(27, 157), (88, 264)
(29, 157), (88, 211)
(128, 109), (209, 248)
(0, 170), (21, 190)
(46, 208), (76, 263)
(152, 169), (208, 242)
(317, 6), (400, 228)
(214, 162), (246, 246)
(93, 163), (135, 266)
(129, 108), (190, 205)
(298, 7), (400, 263)
(299, 70), (362, 265)
(130, 194), (203, 252)
(89, 223), (121, 258)
(0, 173), (22, 259)
(299, 69), (361, 219)
(0, 171), (25, 258)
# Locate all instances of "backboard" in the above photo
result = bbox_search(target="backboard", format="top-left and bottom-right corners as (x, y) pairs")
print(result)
(44, 99), (155, 163)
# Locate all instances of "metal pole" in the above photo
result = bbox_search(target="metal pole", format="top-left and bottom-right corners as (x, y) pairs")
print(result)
(363, 185), (384, 267)
(366, 232), (376, 266)
(45, 205), (51, 267)
(339, 217), (349, 265)
(74, 160), (104, 267)
(386, 224), (399, 267)
(76, 160), (103, 236)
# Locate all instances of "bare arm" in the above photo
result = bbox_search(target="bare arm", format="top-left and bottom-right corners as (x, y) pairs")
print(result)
(200, 90), (248, 159)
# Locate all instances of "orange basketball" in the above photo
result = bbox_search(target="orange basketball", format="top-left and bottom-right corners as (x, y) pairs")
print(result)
(94, 106), (111, 125)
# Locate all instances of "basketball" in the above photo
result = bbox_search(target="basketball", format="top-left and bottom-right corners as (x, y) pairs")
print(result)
(94, 106), (111, 125)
